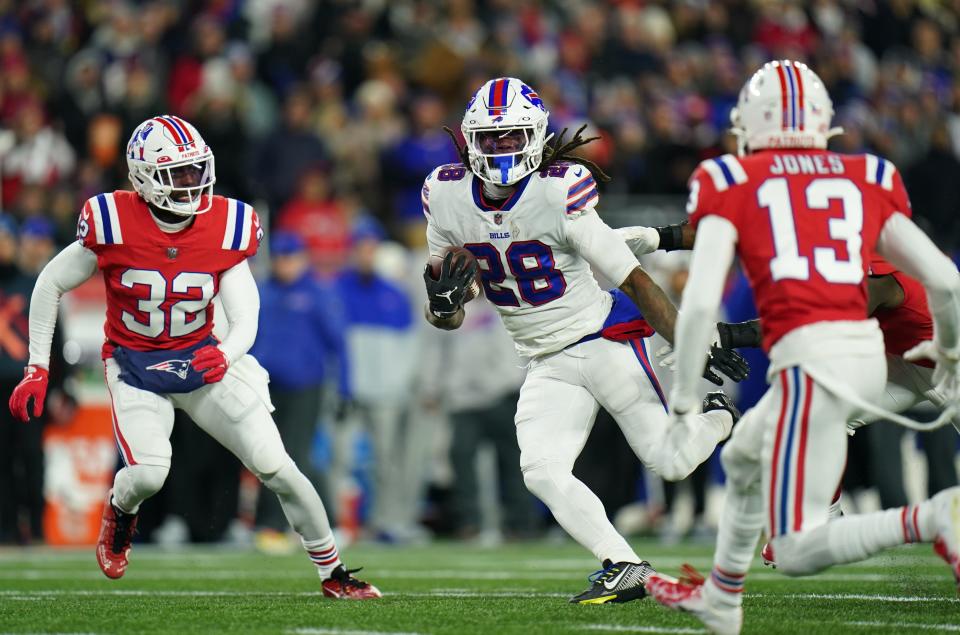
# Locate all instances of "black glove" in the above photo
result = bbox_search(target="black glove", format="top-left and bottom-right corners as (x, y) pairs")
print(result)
(423, 252), (478, 318)
(717, 320), (762, 349)
(703, 345), (750, 386)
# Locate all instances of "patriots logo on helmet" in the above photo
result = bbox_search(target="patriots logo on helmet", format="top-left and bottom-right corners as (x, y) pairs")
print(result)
(145, 359), (192, 380)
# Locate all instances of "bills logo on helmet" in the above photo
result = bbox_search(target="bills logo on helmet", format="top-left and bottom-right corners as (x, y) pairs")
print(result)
(146, 359), (192, 380)
(520, 84), (545, 111)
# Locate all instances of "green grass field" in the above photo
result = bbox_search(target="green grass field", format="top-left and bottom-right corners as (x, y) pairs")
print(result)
(0, 540), (957, 634)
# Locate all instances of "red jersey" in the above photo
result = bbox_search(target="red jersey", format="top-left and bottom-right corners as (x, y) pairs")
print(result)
(870, 256), (934, 367)
(77, 191), (262, 358)
(688, 150), (910, 351)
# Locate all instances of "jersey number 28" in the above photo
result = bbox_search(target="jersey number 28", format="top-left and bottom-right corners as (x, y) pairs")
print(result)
(464, 241), (566, 307)
(759, 177), (864, 284)
(121, 269), (214, 338)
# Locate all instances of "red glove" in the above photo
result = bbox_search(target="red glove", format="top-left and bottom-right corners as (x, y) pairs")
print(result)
(9, 365), (49, 423)
(192, 345), (229, 384)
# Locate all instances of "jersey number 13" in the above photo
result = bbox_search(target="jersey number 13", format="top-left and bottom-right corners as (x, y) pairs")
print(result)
(758, 177), (864, 285)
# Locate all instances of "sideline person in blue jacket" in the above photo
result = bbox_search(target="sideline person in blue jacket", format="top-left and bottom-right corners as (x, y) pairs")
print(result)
(250, 231), (349, 548)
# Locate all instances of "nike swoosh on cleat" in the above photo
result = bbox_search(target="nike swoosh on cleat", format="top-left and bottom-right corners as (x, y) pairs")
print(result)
(603, 568), (629, 591)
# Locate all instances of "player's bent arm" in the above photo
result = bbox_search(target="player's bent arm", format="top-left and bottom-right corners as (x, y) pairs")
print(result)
(619, 267), (679, 344)
(567, 212), (682, 342)
(217, 260), (260, 364)
(28, 242), (99, 368)
(877, 213), (960, 353)
(671, 215), (738, 414)
(424, 304), (465, 331)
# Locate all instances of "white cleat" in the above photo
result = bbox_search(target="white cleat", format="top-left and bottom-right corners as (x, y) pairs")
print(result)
(645, 566), (743, 635)
(933, 487), (960, 594)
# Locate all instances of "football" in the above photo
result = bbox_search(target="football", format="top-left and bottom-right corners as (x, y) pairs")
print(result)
(427, 246), (482, 302)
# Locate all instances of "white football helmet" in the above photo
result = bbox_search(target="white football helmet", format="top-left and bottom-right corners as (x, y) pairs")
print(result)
(461, 77), (551, 186)
(730, 60), (842, 156)
(126, 116), (216, 216)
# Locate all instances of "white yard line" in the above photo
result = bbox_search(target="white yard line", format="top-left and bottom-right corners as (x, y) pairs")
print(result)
(756, 593), (960, 603)
(845, 622), (960, 632)
(290, 631), (422, 635)
(582, 626), (706, 634)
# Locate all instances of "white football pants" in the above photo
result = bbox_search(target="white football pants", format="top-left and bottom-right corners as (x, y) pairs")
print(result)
(104, 356), (335, 544)
(516, 337), (732, 564)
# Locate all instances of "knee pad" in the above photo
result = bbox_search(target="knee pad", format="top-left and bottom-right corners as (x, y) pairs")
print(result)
(261, 457), (303, 496)
(720, 437), (761, 494)
(114, 464), (169, 511)
(521, 459), (565, 499)
(248, 437), (289, 480)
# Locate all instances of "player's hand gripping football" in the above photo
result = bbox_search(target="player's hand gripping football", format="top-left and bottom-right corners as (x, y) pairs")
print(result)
(423, 252), (478, 318)
(9, 365), (50, 423)
(192, 345), (229, 384)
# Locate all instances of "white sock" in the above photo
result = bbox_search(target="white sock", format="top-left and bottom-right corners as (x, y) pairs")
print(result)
(302, 536), (342, 579)
(704, 487), (763, 608)
(523, 461), (640, 564)
(774, 501), (935, 576)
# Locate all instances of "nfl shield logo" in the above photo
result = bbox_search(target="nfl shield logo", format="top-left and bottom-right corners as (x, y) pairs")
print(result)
(167, 247), (178, 260)
(494, 213), (503, 225)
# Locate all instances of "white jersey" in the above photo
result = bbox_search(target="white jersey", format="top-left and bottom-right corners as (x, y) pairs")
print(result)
(424, 161), (640, 359)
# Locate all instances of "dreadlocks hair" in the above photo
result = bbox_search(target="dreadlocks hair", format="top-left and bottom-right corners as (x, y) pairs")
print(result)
(442, 124), (610, 183)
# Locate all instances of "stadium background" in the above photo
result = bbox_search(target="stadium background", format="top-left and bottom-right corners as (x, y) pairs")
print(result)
(0, 0), (958, 550)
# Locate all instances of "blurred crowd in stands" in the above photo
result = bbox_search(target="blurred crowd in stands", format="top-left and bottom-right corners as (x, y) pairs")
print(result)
(1, 0), (959, 546)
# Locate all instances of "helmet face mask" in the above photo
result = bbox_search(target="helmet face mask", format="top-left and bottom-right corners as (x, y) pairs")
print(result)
(126, 116), (216, 216)
(461, 78), (550, 186)
(730, 60), (842, 156)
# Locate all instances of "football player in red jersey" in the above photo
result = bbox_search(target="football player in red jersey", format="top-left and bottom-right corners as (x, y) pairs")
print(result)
(638, 62), (960, 634)
(7, 116), (380, 599)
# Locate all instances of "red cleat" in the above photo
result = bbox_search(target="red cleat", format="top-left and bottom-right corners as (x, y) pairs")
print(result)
(760, 542), (776, 568)
(646, 565), (742, 635)
(95, 490), (138, 580)
(321, 566), (382, 600)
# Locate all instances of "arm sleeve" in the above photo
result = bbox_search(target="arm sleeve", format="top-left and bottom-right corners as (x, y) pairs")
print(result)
(876, 212), (960, 354)
(217, 260), (261, 364)
(671, 215), (738, 414)
(28, 242), (99, 367)
(616, 226), (661, 257)
(566, 211), (640, 287)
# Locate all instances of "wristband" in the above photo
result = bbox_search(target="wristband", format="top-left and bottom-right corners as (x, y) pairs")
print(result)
(655, 221), (688, 251)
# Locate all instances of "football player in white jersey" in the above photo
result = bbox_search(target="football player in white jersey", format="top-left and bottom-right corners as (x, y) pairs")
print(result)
(421, 77), (751, 604)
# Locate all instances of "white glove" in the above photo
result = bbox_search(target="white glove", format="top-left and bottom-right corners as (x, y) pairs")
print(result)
(616, 226), (660, 257)
(904, 340), (960, 409)
(656, 343), (676, 370)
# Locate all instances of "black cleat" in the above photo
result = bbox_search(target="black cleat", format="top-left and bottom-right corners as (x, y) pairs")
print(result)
(569, 560), (655, 604)
(703, 391), (741, 424)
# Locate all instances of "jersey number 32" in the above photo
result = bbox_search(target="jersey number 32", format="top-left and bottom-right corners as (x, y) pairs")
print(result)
(121, 269), (214, 338)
